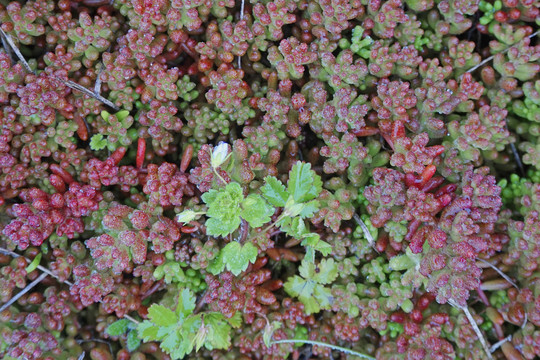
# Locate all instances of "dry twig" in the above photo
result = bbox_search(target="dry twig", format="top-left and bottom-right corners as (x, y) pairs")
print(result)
(464, 30), (539, 75)
(0, 25), (34, 73)
(0, 272), (48, 313)
(0, 247), (139, 325)
(353, 213), (378, 252)
(0, 23), (120, 111)
(448, 299), (493, 360)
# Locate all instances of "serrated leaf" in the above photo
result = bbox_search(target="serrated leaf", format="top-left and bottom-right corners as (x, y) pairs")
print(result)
(205, 217), (241, 237)
(284, 200), (304, 217)
(261, 176), (288, 207)
(147, 304), (178, 327)
(207, 250), (226, 275)
(279, 216), (306, 238)
(106, 319), (130, 336)
(312, 284), (334, 310)
(192, 323), (208, 352)
(285, 258), (338, 315)
(240, 193), (273, 228)
(203, 182), (244, 237)
(179, 315), (201, 356)
(176, 288), (196, 319)
(201, 188), (219, 205)
(312, 258), (338, 284)
(298, 259), (315, 279)
(160, 331), (183, 358)
(287, 161), (322, 203)
(299, 200), (319, 218)
(284, 275), (318, 313)
(227, 312), (242, 328)
(89, 134), (107, 151)
(156, 323), (177, 339)
(137, 320), (160, 342)
(301, 234), (332, 258)
(222, 242), (258, 276)
(127, 329), (141, 352)
(204, 313), (232, 350)
(314, 239), (332, 257)
(194, 332), (206, 352)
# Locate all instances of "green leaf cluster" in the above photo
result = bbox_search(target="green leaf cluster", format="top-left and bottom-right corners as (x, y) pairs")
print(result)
(137, 288), (234, 359)
(89, 109), (136, 151)
(261, 161), (330, 262)
(202, 182), (273, 237)
(106, 318), (141, 352)
(89, 133), (108, 151)
(207, 241), (258, 276)
(283, 258), (338, 314)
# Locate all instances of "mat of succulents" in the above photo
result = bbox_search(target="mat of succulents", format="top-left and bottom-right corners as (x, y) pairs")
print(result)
(0, 0), (539, 359)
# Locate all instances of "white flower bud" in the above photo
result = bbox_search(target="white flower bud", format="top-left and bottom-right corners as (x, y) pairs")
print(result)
(210, 142), (231, 169)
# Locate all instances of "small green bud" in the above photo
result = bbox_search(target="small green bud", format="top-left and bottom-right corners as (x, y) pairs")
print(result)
(400, 299), (414, 313)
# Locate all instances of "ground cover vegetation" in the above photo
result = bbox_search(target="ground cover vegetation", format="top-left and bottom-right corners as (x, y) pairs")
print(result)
(0, 0), (539, 359)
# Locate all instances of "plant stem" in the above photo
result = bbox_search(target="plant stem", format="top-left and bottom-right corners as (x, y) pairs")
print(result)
(248, 213), (287, 242)
(271, 339), (375, 360)
(264, 213), (288, 233)
(213, 167), (228, 185)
